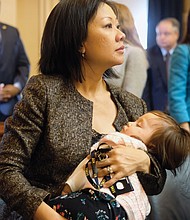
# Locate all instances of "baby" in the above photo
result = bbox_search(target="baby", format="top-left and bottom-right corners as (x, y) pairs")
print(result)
(50, 110), (190, 220)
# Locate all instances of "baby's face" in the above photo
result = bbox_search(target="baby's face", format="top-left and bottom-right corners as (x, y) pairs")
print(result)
(120, 113), (161, 144)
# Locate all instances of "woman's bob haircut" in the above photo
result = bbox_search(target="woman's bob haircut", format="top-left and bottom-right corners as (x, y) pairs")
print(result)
(38, 0), (118, 82)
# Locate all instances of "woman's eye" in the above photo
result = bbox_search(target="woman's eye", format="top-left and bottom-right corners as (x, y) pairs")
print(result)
(105, 23), (112, 28)
(117, 24), (121, 29)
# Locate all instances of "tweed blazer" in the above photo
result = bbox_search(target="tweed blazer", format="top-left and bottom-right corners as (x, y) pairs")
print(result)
(0, 74), (166, 219)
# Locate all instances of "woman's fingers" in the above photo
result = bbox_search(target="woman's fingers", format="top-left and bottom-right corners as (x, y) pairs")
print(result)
(96, 145), (150, 187)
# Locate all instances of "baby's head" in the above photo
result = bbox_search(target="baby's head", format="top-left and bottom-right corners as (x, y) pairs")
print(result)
(147, 111), (190, 175)
(121, 110), (190, 175)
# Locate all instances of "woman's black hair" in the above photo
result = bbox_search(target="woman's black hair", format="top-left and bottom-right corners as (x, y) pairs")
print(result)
(38, 0), (117, 82)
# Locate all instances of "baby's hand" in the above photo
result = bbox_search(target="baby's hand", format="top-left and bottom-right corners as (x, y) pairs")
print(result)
(62, 184), (72, 195)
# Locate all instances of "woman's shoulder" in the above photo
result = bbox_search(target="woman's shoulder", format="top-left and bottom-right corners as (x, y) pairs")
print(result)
(126, 45), (148, 63)
(126, 45), (146, 57)
(23, 74), (75, 103)
(28, 74), (64, 83)
(174, 44), (190, 54)
(27, 74), (71, 90)
(172, 44), (190, 63)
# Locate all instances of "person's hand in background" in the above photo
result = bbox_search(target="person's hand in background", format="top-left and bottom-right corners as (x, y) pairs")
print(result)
(0, 84), (20, 102)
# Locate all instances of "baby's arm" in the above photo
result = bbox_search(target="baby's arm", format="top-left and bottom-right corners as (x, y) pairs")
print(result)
(63, 142), (100, 194)
(64, 157), (89, 193)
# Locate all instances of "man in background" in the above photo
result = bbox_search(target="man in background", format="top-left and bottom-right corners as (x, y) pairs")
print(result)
(0, 21), (30, 121)
(142, 18), (180, 111)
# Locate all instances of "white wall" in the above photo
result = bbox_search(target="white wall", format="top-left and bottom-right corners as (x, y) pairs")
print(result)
(115, 0), (148, 49)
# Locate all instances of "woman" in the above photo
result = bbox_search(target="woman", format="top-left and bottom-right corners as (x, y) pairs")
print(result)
(169, 10), (190, 132)
(0, 1), (165, 219)
(106, 2), (148, 98)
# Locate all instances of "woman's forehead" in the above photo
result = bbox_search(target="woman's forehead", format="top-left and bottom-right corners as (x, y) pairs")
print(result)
(91, 3), (117, 23)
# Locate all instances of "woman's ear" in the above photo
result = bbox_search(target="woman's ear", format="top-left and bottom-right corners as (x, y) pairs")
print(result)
(79, 44), (86, 58)
(79, 43), (85, 54)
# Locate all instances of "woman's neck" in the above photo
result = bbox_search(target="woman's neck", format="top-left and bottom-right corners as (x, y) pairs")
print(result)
(75, 77), (107, 101)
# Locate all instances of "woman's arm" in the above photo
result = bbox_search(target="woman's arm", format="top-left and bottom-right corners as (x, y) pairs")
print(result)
(0, 76), (49, 218)
(34, 202), (66, 220)
(137, 152), (166, 195)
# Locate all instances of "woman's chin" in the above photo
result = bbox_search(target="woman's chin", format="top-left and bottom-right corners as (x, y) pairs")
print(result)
(113, 60), (124, 66)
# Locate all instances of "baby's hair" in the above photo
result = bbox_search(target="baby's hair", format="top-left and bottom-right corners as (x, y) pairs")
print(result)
(147, 110), (190, 175)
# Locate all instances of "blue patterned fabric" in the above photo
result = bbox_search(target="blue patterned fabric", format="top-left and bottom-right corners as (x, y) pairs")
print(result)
(49, 188), (128, 219)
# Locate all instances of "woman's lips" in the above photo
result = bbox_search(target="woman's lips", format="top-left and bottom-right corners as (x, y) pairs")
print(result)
(116, 45), (125, 52)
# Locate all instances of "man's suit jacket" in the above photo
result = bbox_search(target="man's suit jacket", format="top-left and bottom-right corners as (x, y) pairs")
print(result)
(142, 45), (168, 111)
(0, 22), (30, 117)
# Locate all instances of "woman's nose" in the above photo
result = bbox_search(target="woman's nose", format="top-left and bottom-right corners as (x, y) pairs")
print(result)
(120, 31), (125, 41)
(116, 29), (125, 41)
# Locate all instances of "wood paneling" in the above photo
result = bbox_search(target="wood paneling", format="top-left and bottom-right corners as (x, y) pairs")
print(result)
(0, 122), (4, 141)
(1, 0), (59, 77)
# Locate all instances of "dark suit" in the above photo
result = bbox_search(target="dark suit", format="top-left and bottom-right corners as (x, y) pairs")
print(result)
(0, 22), (30, 121)
(142, 45), (168, 111)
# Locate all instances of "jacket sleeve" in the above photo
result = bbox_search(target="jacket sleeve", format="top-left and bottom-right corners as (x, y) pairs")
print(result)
(0, 76), (50, 219)
(137, 153), (167, 195)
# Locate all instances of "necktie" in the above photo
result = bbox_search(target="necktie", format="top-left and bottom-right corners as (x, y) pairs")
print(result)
(165, 52), (170, 79)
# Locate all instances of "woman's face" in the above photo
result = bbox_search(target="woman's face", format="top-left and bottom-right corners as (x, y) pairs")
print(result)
(83, 3), (125, 70)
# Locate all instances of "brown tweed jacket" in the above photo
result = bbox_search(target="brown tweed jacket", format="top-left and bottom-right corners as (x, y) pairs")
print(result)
(0, 74), (166, 219)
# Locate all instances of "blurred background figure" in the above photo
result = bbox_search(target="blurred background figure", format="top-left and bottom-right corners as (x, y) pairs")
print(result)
(149, 10), (190, 220)
(142, 18), (180, 111)
(0, 18), (30, 121)
(106, 2), (148, 98)
(169, 11), (190, 132)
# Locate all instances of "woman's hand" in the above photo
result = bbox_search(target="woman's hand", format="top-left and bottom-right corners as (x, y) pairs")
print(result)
(33, 201), (67, 220)
(96, 145), (150, 187)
